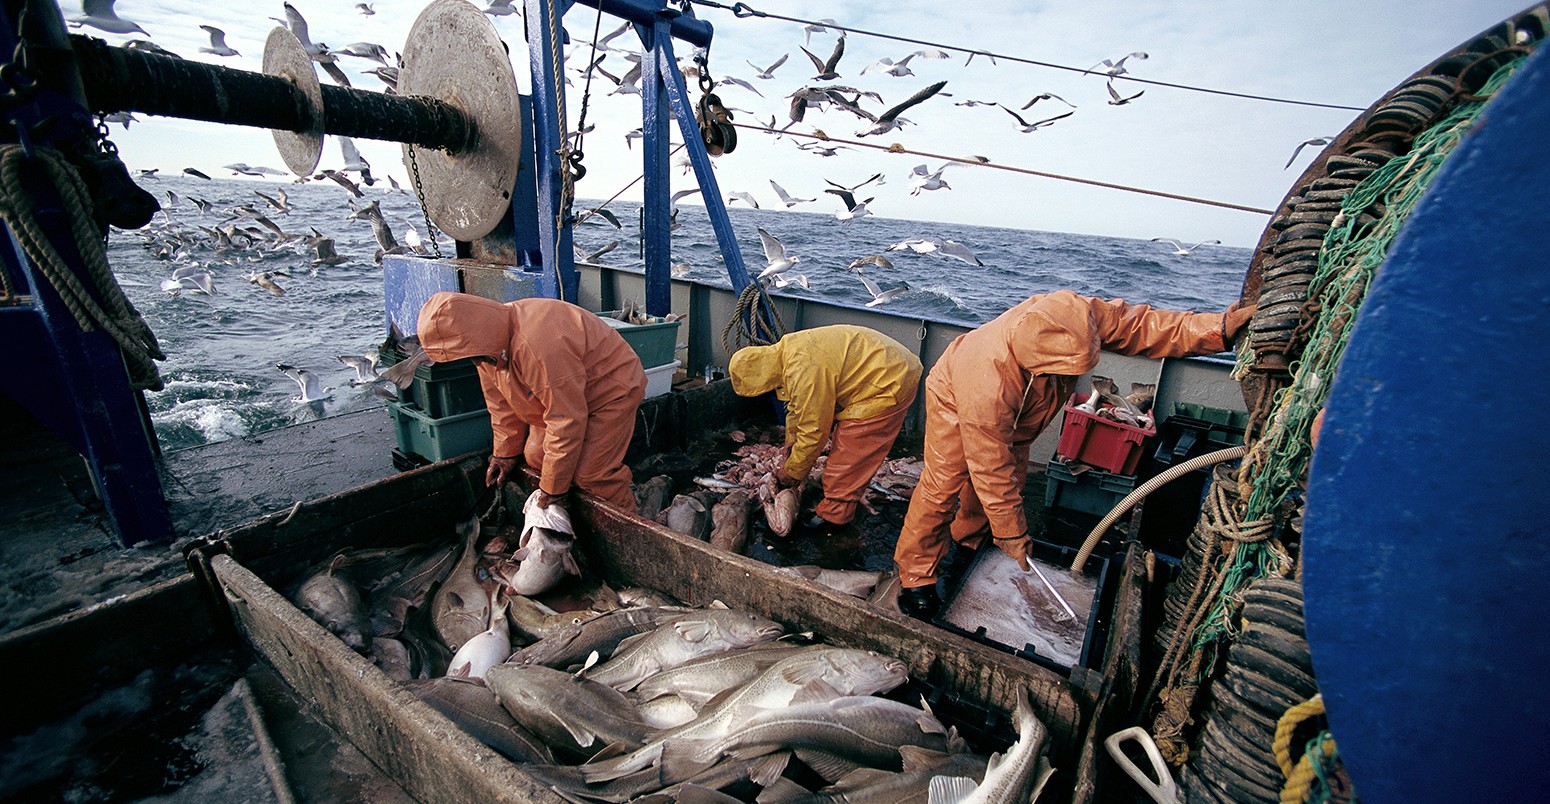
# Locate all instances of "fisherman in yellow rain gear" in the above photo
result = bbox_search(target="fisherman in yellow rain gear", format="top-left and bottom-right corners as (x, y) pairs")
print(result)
(729, 325), (923, 530)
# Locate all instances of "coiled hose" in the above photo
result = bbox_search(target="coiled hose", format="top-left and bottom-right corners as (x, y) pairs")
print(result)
(1069, 444), (1248, 575)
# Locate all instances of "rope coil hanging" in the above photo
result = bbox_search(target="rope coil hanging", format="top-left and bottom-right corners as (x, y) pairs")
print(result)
(0, 145), (164, 390)
(720, 281), (785, 355)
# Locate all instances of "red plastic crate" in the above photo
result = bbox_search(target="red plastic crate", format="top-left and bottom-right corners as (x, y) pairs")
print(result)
(1054, 393), (1156, 475)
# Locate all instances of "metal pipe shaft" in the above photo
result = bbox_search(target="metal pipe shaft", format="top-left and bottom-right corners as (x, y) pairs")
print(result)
(571, 0), (713, 47)
(69, 35), (472, 153)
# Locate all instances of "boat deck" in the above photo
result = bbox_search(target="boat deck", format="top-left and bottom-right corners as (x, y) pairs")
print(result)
(0, 395), (397, 635)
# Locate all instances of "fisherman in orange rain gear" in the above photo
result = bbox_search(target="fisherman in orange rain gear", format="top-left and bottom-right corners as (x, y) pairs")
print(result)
(729, 325), (924, 530)
(416, 292), (647, 512)
(894, 290), (1255, 619)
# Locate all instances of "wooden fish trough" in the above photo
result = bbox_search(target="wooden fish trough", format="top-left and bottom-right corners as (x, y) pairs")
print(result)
(177, 451), (1146, 804)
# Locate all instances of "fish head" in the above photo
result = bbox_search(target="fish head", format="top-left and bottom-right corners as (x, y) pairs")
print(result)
(717, 610), (785, 646)
(825, 649), (911, 695)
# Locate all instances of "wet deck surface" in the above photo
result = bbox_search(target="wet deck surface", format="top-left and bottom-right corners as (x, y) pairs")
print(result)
(0, 397), (397, 635)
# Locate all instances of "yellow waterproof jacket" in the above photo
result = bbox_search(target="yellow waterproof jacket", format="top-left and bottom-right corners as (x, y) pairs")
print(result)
(417, 292), (645, 496)
(730, 325), (922, 480)
(932, 290), (1229, 538)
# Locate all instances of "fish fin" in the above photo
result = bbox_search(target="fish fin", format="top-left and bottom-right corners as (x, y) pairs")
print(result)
(754, 775), (809, 803)
(612, 630), (654, 655)
(899, 744), (951, 772)
(584, 739), (635, 764)
(926, 775), (978, 804)
(511, 547), (531, 562)
(674, 619), (715, 643)
(1028, 757), (1058, 802)
(747, 749), (792, 787)
(793, 747), (862, 784)
(578, 751), (649, 784)
(945, 725), (970, 755)
(448, 661), (470, 678)
(574, 650), (601, 677)
(983, 751), (1004, 774)
(562, 552), (581, 576)
(327, 553), (348, 574)
(917, 713), (949, 736)
(789, 677), (845, 706)
(658, 738), (718, 783)
(560, 721), (600, 752)
(789, 565), (821, 580)
(827, 767), (894, 791)
(707, 599), (731, 610)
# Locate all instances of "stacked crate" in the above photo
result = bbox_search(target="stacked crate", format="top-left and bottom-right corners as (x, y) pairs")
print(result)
(1045, 394), (1154, 517)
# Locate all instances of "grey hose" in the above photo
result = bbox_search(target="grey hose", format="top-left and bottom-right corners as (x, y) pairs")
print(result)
(1069, 445), (1249, 575)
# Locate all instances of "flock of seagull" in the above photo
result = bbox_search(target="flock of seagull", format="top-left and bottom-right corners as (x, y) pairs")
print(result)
(75, 0), (1236, 406)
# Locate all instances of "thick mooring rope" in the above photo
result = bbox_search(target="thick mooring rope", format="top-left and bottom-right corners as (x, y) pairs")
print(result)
(0, 145), (164, 390)
(1148, 53), (1527, 764)
(720, 282), (786, 356)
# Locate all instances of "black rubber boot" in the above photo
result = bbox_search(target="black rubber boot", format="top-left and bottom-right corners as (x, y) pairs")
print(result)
(899, 584), (941, 620)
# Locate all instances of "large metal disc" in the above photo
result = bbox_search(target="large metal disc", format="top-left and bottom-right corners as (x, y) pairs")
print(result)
(399, 0), (523, 241)
(263, 27), (324, 177)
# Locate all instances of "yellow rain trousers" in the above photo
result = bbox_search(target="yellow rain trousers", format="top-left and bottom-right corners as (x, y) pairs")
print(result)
(894, 291), (1237, 589)
(417, 292), (646, 511)
(730, 325), (923, 525)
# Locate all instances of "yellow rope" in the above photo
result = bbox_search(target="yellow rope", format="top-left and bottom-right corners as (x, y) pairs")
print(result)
(1274, 694), (1326, 777)
(1281, 732), (1337, 804)
(0, 145), (164, 390)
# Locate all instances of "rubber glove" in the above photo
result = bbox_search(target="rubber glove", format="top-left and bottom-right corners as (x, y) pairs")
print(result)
(486, 455), (518, 488)
(994, 533), (1033, 571)
(1223, 300), (1257, 345)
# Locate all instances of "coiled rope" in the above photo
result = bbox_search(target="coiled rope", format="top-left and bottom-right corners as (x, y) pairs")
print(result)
(1274, 695), (1341, 804)
(720, 281), (785, 355)
(1148, 51), (1527, 765)
(0, 145), (164, 390)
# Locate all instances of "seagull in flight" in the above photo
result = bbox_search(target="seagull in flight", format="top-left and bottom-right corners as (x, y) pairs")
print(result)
(860, 49), (950, 78)
(1087, 51), (1148, 76)
(1150, 238), (1221, 256)
(834, 195), (873, 225)
(802, 19), (838, 47)
(1001, 105), (1073, 133)
(199, 26), (240, 57)
(755, 227), (799, 281)
(800, 35), (846, 81)
(1021, 92), (1077, 110)
(1284, 137), (1336, 170)
(277, 364), (334, 403)
(483, 0), (517, 15)
(338, 353), (381, 384)
(846, 254), (894, 273)
(356, 3), (376, 15)
(856, 274), (908, 308)
(747, 54), (789, 80)
(769, 180), (814, 208)
(728, 191), (760, 210)
(886, 237), (983, 266)
(908, 163), (959, 195)
(247, 270), (287, 297)
(854, 81), (948, 137)
(70, 0), (147, 35)
(1106, 80), (1145, 106)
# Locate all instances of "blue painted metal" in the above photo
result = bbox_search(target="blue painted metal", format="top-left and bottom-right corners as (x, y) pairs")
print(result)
(573, 0), (714, 47)
(524, 0), (579, 304)
(639, 16), (674, 317)
(1303, 46), (1550, 803)
(382, 254), (463, 336)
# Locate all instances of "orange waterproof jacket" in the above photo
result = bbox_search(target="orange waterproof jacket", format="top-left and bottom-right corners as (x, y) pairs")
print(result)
(729, 325), (923, 480)
(932, 290), (1230, 538)
(416, 292), (646, 495)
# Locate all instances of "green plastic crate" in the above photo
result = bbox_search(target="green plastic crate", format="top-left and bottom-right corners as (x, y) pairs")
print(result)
(598, 313), (681, 369)
(378, 345), (488, 419)
(1165, 402), (1248, 449)
(1045, 460), (1139, 517)
(387, 401), (492, 463)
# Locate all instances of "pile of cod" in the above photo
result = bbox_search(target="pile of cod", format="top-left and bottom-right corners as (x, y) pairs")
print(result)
(289, 495), (1053, 803)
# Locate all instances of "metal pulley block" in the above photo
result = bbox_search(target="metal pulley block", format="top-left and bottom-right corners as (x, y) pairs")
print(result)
(696, 75), (736, 156)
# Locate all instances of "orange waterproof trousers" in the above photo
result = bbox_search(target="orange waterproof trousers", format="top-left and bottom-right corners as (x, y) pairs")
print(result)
(814, 385), (917, 525)
(521, 384), (643, 511)
(893, 384), (1032, 588)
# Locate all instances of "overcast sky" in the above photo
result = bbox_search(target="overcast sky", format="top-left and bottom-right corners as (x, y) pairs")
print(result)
(71, 0), (1531, 247)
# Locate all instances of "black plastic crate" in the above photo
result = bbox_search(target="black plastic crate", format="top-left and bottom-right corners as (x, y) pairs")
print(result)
(1045, 460), (1139, 518)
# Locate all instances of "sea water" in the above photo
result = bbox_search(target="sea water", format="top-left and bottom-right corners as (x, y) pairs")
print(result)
(106, 176), (1249, 451)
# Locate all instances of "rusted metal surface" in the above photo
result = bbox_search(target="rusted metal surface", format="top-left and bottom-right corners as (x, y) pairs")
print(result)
(210, 553), (562, 804)
(397, 0), (523, 241)
(69, 35), (471, 153)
